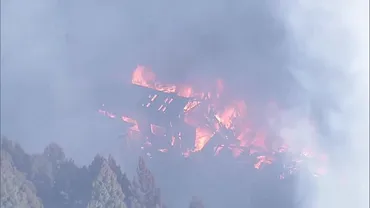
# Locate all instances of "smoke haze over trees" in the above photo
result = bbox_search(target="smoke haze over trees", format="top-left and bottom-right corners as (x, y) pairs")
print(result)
(1, 0), (368, 207)
(1, 137), (321, 208)
(1, 137), (191, 208)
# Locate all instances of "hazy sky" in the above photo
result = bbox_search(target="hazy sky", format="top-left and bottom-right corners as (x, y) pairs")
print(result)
(1, 0), (368, 207)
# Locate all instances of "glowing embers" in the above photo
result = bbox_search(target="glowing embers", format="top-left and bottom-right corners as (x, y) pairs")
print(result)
(141, 93), (174, 113)
(183, 100), (201, 113)
(150, 124), (166, 137)
(98, 109), (140, 133)
(194, 127), (215, 152)
(121, 115), (140, 132)
(100, 65), (329, 179)
(138, 92), (189, 124)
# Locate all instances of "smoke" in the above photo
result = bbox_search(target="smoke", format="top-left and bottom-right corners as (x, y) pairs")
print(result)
(1, 1), (291, 164)
(1, 0), (368, 207)
(278, 0), (369, 208)
(1, 1), (288, 206)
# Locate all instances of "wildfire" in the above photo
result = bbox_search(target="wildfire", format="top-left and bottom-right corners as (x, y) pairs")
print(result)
(132, 65), (176, 93)
(99, 65), (328, 178)
(98, 109), (140, 132)
(194, 127), (215, 152)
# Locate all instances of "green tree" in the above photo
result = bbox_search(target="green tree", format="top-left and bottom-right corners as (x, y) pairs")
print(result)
(1, 151), (43, 208)
(87, 155), (127, 208)
(134, 157), (162, 208)
(1, 137), (200, 208)
(1, 137), (32, 174)
(43, 143), (66, 164)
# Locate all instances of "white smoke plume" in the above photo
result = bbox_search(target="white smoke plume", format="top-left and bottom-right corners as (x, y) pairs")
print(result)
(278, 0), (369, 207)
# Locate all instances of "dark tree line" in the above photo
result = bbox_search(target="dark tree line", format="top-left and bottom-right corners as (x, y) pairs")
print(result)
(0, 137), (201, 208)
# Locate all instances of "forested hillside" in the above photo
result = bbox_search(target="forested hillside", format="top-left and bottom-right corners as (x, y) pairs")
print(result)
(0, 137), (203, 208)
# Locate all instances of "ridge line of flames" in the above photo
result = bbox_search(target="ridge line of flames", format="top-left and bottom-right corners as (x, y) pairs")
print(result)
(99, 65), (328, 178)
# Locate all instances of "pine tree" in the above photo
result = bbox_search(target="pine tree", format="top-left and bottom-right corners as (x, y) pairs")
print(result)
(1, 151), (43, 208)
(0, 137), (200, 208)
(134, 157), (162, 208)
(87, 155), (127, 208)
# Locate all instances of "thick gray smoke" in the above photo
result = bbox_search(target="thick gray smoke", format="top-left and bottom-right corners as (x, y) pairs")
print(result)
(1, 0), (368, 207)
(278, 0), (369, 208)
(1, 0), (293, 158)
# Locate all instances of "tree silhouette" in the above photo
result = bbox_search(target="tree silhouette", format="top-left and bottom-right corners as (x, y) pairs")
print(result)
(87, 155), (127, 208)
(189, 196), (205, 208)
(1, 151), (43, 208)
(0, 137), (202, 208)
(134, 156), (163, 208)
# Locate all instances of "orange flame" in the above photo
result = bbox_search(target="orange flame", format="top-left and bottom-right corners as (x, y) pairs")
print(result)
(151, 124), (166, 136)
(132, 65), (176, 93)
(100, 65), (328, 176)
(194, 127), (215, 152)
(99, 109), (140, 132)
